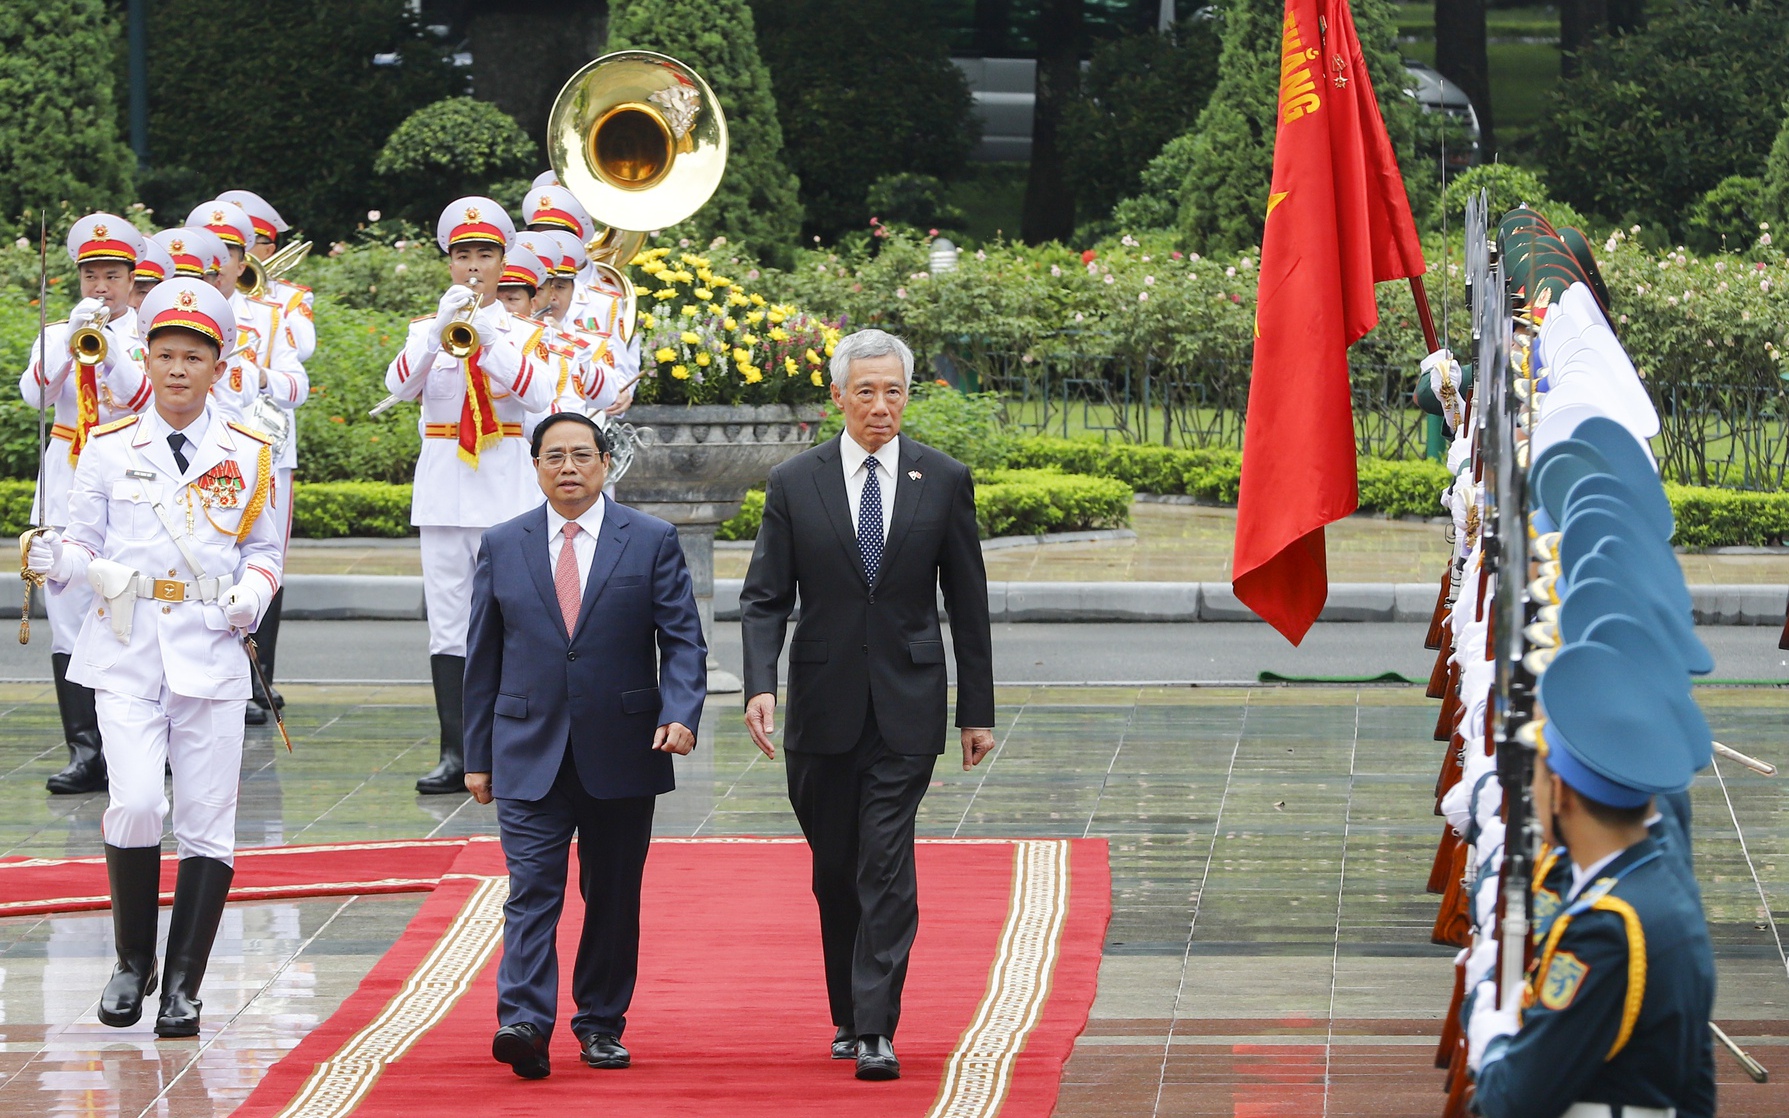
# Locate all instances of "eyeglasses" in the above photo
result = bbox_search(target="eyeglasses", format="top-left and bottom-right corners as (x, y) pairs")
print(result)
(537, 450), (603, 469)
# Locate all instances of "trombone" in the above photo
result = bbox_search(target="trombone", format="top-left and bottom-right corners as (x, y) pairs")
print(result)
(68, 309), (111, 367)
(238, 239), (313, 299)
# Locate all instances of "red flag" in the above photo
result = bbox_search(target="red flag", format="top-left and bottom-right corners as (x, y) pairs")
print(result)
(1231, 0), (1427, 644)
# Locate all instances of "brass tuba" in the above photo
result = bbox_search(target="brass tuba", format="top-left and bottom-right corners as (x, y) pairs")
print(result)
(69, 309), (111, 367)
(547, 51), (730, 342)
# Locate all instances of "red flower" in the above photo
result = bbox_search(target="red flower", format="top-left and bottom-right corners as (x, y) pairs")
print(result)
(1081, 250), (1097, 264)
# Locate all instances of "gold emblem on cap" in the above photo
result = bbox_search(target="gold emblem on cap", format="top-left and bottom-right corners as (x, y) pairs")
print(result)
(210, 209), (225, 223)
(170, 238), (185, 252)
(92, 223), (109, 239)
(465, 206), (481, 221)
(175, 290), (197, 309)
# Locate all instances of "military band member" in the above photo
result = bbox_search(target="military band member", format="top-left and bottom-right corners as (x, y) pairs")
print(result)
(1468, 641), (1716, 1118)
(18, 215), (154, 795)
(383, 197), (554, 793)
(218, 188), (316, 362)
(131, 238), (174, 311)
(153, 227), (228, 287)
(191, 200), (309, 721)
(26, 277), (284, 1038)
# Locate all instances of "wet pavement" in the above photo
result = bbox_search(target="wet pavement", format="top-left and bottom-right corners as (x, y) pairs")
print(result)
(0, 683), (1783, 1116)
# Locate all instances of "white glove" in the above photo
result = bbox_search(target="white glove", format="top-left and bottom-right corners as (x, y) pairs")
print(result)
(1466, 979), (1519, 1072)
(1440, 780), (1472, 834)
(26, 530), (61, 576)
(68, 297), (106, 331)
(223, 582), (261, 629)
(434, 285), (478, 328)
(1423, 347), (1465, 429)
(1464, 939), (1499, 992)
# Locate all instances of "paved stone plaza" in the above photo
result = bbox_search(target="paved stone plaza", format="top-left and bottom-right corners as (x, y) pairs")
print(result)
(0, 682), (1783, 1116)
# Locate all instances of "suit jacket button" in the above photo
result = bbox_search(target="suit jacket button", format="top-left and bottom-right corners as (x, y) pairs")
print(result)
(861, 644), (868, 653)
(567, 651), (578, 661)
(868, 594), (875, 603)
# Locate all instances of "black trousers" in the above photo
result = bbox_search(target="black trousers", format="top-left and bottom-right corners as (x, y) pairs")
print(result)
(785, 705), (937, 1039)
(495, 750), (655, 1041)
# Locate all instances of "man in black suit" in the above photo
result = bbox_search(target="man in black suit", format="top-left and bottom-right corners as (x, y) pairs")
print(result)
(739, 328), (996, 1082)
(463, 412), (707, 1080)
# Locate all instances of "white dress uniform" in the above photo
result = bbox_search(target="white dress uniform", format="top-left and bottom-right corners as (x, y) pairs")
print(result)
(572, 266), (641, 401)
(20, 313), (152, 652)
(217, 189), (316, 361)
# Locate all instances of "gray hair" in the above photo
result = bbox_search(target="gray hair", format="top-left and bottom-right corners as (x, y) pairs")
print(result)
(829, 327), (914, 387)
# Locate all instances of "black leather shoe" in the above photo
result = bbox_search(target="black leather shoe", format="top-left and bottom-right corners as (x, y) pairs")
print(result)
(244, 703), (267, 726)
(47, 654), (106, 794)
(855, 1034), (900, 1081)
(98, 844), (159, 1027)
(417, 655), (467, 794)
(579, 1032), (630, 1069)
(492, 1022), (550, 1079)
(155, 857), (234, 1038)
(831, 1027), (856, 1060)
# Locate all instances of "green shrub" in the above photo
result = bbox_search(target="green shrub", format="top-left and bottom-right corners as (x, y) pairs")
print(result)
(1110, 132), (1199, 233)
(1684, 176), (1769, 256)
(294, 228), (453, 316)
(1438, 164), (1555, 229)
(717, 488), (764, 542)
(1665, 485), (1789, 550)
(373, 98), (538, 228)
(290, 482), (414, 538)
(609, 0), (803, 264)
(973, 469), (1133, 539)
(865, 174), (966, 235)
(0, 0), (134, 236)
(0, 478), (36, 535)
(1356, 457), (1454, 519)
(1536, 0), (1789, 236)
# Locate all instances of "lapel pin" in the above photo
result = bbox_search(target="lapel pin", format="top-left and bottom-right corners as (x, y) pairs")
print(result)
(908, 470), (922, 480)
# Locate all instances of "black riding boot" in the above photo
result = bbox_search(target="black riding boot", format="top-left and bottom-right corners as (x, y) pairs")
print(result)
(98, 844), (161, 1027)
(416, 654), (467, 794)
(155, 856), (234, 1038)
(47, 652), (107, 794)
(249, 588), (285, 711)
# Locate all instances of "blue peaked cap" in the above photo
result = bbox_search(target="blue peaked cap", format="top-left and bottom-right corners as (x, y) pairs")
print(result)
(1559, 505), (1692, 612)
(1578, 613), (1713, 770)
(1558, 574), (1713, 675)
(1538, 640), (1702, 808)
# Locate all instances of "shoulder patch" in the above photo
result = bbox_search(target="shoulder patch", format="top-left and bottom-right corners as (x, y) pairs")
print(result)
(228, 421), (272, 444)
(91, 416), (139, 437)
(1539, 950), (1589, 1010)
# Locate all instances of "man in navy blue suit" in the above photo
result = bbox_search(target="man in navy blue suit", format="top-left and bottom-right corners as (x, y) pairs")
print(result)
(463, 411), (706, 1080)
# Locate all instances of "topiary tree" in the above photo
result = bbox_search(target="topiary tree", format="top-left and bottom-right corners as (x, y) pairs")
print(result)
(0, 0), (134, 235)
(1437, 163), (1552, 227)
(1110, 132), (1200, 233)
(1537, 0), (1789, 236)
(608, 0), (803, 264)
(750, 0), (976, 244)
(1176, 0), (1427, 255)
(1063, 18), (1222, 236)
(1765, 107), (1789, 228)
(374, 98), (537, 227)
(143, 0), (459, 241)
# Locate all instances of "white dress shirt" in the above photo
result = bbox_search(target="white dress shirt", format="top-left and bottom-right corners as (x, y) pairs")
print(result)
(1567, 847), (1626, 901)
(841, 432), (899, 543)
(545, 496), (605, 592)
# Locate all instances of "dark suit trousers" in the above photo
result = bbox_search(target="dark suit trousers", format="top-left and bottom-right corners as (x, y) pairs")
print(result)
(785, 704), (936, 1038)
(496, 751), (655, 1042)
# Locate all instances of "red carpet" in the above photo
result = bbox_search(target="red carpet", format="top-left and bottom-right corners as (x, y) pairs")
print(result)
(235, 836), (1109, 1118)
(0, 837), (477, 917)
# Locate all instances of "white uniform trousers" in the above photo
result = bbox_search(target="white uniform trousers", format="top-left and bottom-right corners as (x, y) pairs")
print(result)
(44, 568), (95, 656)
(420, 525), (484, 656)
(97, 686), (246, 864)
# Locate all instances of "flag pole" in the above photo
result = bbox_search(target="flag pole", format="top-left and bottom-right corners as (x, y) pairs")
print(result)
(1409, 276), (1441, 354)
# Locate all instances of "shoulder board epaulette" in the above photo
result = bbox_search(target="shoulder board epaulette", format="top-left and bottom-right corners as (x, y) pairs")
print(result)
(411, 313), (436, 324)
(91, 416), (138, 437)
(249, 295), (281, 310)
(228, 421), (272, 444)
(280, 282), (312, 295)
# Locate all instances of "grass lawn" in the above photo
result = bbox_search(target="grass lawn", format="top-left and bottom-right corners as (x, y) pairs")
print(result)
(1395, 4), (1561, 149)
(948, 162), (1031, 245)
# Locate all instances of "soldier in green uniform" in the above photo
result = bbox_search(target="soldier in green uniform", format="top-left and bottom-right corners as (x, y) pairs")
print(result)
(1468, 638), (1716, 1118)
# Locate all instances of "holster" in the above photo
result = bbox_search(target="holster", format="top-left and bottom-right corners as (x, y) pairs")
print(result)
(87, 558), (139, 644)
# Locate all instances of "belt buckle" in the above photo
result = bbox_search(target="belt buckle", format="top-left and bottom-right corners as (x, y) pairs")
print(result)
(152, 579), (185, 602)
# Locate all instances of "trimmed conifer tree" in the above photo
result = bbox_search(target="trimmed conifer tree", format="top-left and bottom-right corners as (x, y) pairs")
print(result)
(0, 0), (135, 233)
(608, 0), (803, 264)
(1176, 0), (1425, 254)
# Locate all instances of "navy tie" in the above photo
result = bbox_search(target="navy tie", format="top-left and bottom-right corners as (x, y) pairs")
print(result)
(168, 432), (190, 474)
(858, 458), (884, 584)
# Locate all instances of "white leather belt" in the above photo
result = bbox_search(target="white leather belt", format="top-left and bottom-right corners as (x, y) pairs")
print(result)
(129, 573), (232, 604)
(1564, 1104), (1673, 1118)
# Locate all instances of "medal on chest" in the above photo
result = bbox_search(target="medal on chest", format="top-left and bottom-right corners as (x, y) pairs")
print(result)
(192, 460), (246, 534)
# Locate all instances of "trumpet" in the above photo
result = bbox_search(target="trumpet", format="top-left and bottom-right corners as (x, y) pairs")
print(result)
(68, 309), (111, 367)
(238, 239), (313, 299)
(439, 279), (483, 359)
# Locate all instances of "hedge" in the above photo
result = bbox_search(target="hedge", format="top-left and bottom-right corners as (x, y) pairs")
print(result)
(1009, 437), (1456, 521)
(5, 472), (1788, 550)
(716, 468), (1132, 542)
